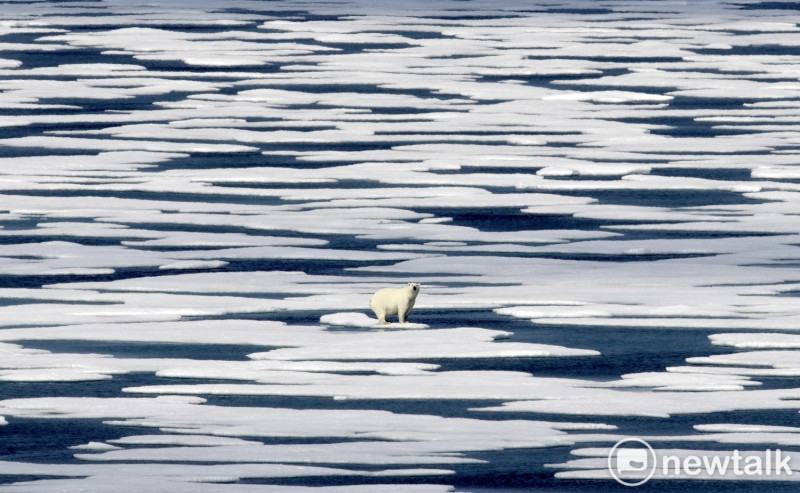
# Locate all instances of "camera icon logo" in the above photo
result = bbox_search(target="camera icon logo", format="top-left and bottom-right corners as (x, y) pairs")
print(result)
(608, 438), (657, 486)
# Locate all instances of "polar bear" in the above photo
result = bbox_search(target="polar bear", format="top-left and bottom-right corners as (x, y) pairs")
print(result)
(369, 282), (420, 325)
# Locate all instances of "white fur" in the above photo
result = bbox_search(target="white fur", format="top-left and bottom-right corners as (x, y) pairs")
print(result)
(369, 282), (420, 325)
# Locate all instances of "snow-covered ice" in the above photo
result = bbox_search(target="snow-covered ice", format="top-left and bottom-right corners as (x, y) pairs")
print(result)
(2, 0), (800, 491)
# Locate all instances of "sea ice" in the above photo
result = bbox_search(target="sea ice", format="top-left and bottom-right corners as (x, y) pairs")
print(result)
(3, 0), (800, 490)
(320, 311), (429, 329)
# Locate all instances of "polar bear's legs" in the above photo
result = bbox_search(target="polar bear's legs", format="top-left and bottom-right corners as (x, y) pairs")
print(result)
(375, 309), (389, 325)
(397, 301), (410, 323)
(371, 304), (391, 325)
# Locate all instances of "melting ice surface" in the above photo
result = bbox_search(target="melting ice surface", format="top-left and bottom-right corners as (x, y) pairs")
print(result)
(1, 0), (800, 491)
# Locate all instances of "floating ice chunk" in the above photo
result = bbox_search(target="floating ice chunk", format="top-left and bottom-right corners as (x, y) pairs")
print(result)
(667, 365), (800, 378)
(598, 371), (758, 392)
(0, 319), (306, 346)
(544, 90), (672, 104)
(475, 385), (800, 418)
(537, 167), (575, 177)
(709, 21), (800, 32)
(181, 475), (239, 484)
(320, 312), (429, 329)
(0, 369), (113, 382)
(159, 260), (229, 271)
(695, 424), (800, 434)
(109, 435), (261, 447)
(688, 350), (800, 369)
(156, 360), (439, 380)
(234, 88), (321, 106)
(495, 306), (610, 319)
(69, 442), (121, 451)
(710, 333), (800, 349)
(533, 317), (800, 331)
(753, 166), (800, 180)
(0, 395), (207, 422)
(124, 233), (328, 249)
(703, 43), (732, 50)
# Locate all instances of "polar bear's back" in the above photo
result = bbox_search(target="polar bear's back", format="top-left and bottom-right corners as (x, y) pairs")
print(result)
(370, 286), (403, 310)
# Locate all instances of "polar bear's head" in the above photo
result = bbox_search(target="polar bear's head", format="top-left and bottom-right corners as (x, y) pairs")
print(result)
(406, 282), (420, 296)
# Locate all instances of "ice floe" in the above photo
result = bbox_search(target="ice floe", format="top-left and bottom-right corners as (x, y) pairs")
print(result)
(320, 311), (429, 329)
(2, 0), (800, 490)
(710, 333), (800, 349)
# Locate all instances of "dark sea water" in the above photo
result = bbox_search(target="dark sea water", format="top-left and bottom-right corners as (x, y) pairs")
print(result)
(1, 1), (800, 491)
